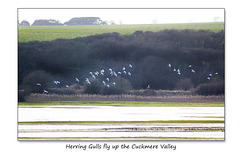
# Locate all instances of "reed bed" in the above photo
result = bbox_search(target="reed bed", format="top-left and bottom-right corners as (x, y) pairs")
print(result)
(26, 93), (224, 103)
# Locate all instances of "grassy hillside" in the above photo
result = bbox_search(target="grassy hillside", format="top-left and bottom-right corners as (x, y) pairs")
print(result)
(18, 22), (224, 42)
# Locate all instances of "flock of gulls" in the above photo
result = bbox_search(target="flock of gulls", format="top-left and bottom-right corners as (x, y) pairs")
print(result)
(36, 62), (219, 94)
(37, 63), (134, 94)
(168, 63), (219, 78)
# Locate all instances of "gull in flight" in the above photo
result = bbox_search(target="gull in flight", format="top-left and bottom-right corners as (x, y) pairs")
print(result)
(103, 81), (106, 85)
(86, 78), (91, 84)
(54, 80), (60, 85)
(147, 85), (150, 89)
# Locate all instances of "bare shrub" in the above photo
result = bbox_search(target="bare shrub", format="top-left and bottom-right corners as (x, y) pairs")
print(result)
(48, 88), (76, 95)
(83, 79), (102, 94)
(156, 89), (192, 96)
(132, 89), (157, 96)
(194, 80), (224, 95)
(21, 70), (53, 94)
(101, 77), (132, 95)
(69, 83), (81, 90)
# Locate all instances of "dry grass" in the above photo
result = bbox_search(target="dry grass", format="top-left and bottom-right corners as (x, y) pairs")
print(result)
(26, 93), (224, 103)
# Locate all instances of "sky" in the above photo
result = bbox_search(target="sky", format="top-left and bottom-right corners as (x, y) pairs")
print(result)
(18, 8), (224, 25)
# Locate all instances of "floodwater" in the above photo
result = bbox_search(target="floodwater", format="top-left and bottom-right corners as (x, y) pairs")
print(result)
(18, 106), (224, 121)
(18, 105), (224, 140)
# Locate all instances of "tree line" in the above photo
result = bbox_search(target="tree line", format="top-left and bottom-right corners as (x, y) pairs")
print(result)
(18, 17), (107, 26)
(18, 29), (224, 99)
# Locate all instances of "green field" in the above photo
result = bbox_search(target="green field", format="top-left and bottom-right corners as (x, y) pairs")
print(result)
(18, 101), (224, 107)
(18, 120), (224, 125)
(18, 22), (224, 42)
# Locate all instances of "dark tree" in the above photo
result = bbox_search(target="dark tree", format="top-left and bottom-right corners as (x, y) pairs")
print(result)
(18, 29), (225, 96)
(19, 20), (30, 26)
(64, 17), (107, 25)
(32, 19), (63, 26)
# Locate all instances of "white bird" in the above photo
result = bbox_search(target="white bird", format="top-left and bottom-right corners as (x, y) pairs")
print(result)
(95, 71), (99, 76)
(207, 77), (211, 80)
(168, 64), (171, 67)
(191, 69), (195, 73)
(106, 78), (109, 81)
(100, 69), (104, 75)
(118, 72), (122, 74)
(173, 68), (176, 72)
(128, 72), (131, 76)
(110, 71), (114, 76)
(109, 68), (112, 72)
(215, 72), (218, 75)
(106, 85), (110, 88)
(66, 85), (69, 88)
(129, 64), (133, 68)
(113, 82), (116, 85)
(209, 74), (212, 76)
(86, 78), (90, 83)
(189, 65), (192, 68)
(54, 80), (60, 85)
(43, 90), (48, 94)
(177, 69), (181, 75)
(147, 85), (150, 89)
(37, 83), (41, 86)
(89, 72), (93, 75)
(113, 72), (117, 77)
(103, 81), (106, 85)
(75, 78), (79, 83)
(86, 78), (91, 84)
(92, 74), (96, 79)
(123, 71), (127, 74)
(123, 67), (125, 70)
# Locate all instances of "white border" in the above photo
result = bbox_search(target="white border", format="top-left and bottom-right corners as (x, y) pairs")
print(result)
(1, 0), (239, 154)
